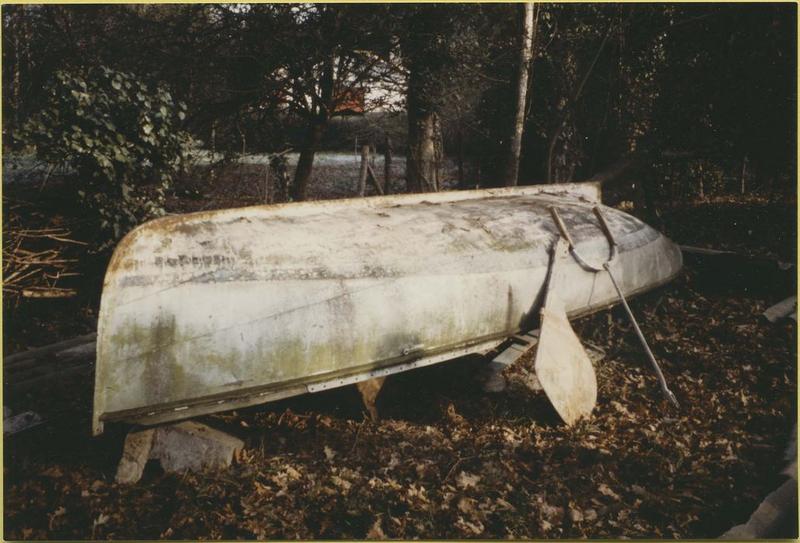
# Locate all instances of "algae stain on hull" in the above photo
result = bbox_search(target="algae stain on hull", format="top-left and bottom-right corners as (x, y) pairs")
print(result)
(147, 314), (179, 405)
(101, 282), (514, 414)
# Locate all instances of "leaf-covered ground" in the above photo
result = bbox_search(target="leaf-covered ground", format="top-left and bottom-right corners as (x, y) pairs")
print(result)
(3, 174), (796, 539)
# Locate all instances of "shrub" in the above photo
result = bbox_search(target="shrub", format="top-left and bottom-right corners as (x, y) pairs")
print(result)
(21, 66), (193, 250)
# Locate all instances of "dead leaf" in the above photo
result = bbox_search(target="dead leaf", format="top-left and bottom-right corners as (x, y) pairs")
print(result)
(331, 475), (352, 492)
(456, 517), (484, 535)
(458, 497), (476, 514)
(541, 502), (564, 521)
(631, 484), (647, 497)
(366, 516), (386, 539)
(598, 483), (621, 500)
(456, 471), (481, 490)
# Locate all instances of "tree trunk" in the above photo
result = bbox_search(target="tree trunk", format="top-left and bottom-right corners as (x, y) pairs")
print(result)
(407, 110), (441, 193)
(291, 48), (335, 202)
(640, 172), (664, 230)
(291, 120), (326, 201)
(406, 63), (442, 193)
(546, 22), (614, 183)
(502, 3), (537, 187)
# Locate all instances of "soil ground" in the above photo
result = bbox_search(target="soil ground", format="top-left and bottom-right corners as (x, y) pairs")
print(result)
(2, 161), (797, 539)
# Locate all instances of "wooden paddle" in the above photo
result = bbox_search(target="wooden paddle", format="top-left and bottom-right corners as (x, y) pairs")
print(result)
(533, 236), (598, 425)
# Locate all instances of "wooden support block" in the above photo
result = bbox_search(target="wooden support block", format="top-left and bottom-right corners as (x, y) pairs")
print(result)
(356, 377), (386, 421)
(115, 428), (155, 484)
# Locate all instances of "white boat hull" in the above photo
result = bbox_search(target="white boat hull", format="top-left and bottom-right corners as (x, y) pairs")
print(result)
(93, 183), (682, 434)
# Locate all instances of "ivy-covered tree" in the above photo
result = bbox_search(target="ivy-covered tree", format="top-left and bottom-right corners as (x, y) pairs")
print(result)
(21, 67), (193, 249)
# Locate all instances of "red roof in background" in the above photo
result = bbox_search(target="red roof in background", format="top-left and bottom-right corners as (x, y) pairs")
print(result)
(333, 87), (366, 115)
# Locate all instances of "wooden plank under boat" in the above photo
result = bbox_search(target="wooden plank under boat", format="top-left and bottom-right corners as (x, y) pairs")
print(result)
(92, 183), (682, 435)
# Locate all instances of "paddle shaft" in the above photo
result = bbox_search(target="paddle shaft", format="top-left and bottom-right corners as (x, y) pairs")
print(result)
(603, 262), (680, 408)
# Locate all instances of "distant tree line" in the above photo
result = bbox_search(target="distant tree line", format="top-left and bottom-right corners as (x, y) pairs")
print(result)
(3, 3), (796, 205)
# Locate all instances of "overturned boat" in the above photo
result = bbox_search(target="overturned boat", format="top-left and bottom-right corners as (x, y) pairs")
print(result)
(92, 182), (682, 435)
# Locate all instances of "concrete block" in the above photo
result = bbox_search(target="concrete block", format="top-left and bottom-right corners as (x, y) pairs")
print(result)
(150, 421), (244, 474)
(115, 421), (243, 484)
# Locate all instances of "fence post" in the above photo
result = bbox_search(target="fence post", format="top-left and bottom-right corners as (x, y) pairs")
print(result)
(358, 144), (370, 197)
(384, 135), (393, 195)
(264, 164), (270, 204)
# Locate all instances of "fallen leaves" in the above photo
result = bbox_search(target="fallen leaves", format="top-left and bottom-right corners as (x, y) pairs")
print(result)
(3, 202), (796, 539)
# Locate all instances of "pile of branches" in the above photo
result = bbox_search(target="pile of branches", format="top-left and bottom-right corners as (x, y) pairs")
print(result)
(3, 198), (84, 303)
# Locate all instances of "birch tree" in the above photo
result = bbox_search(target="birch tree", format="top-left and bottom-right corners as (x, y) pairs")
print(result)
(502, 3), (537, 187)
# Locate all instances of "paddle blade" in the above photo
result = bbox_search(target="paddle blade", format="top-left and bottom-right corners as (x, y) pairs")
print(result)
(534, 305), (598, 426)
